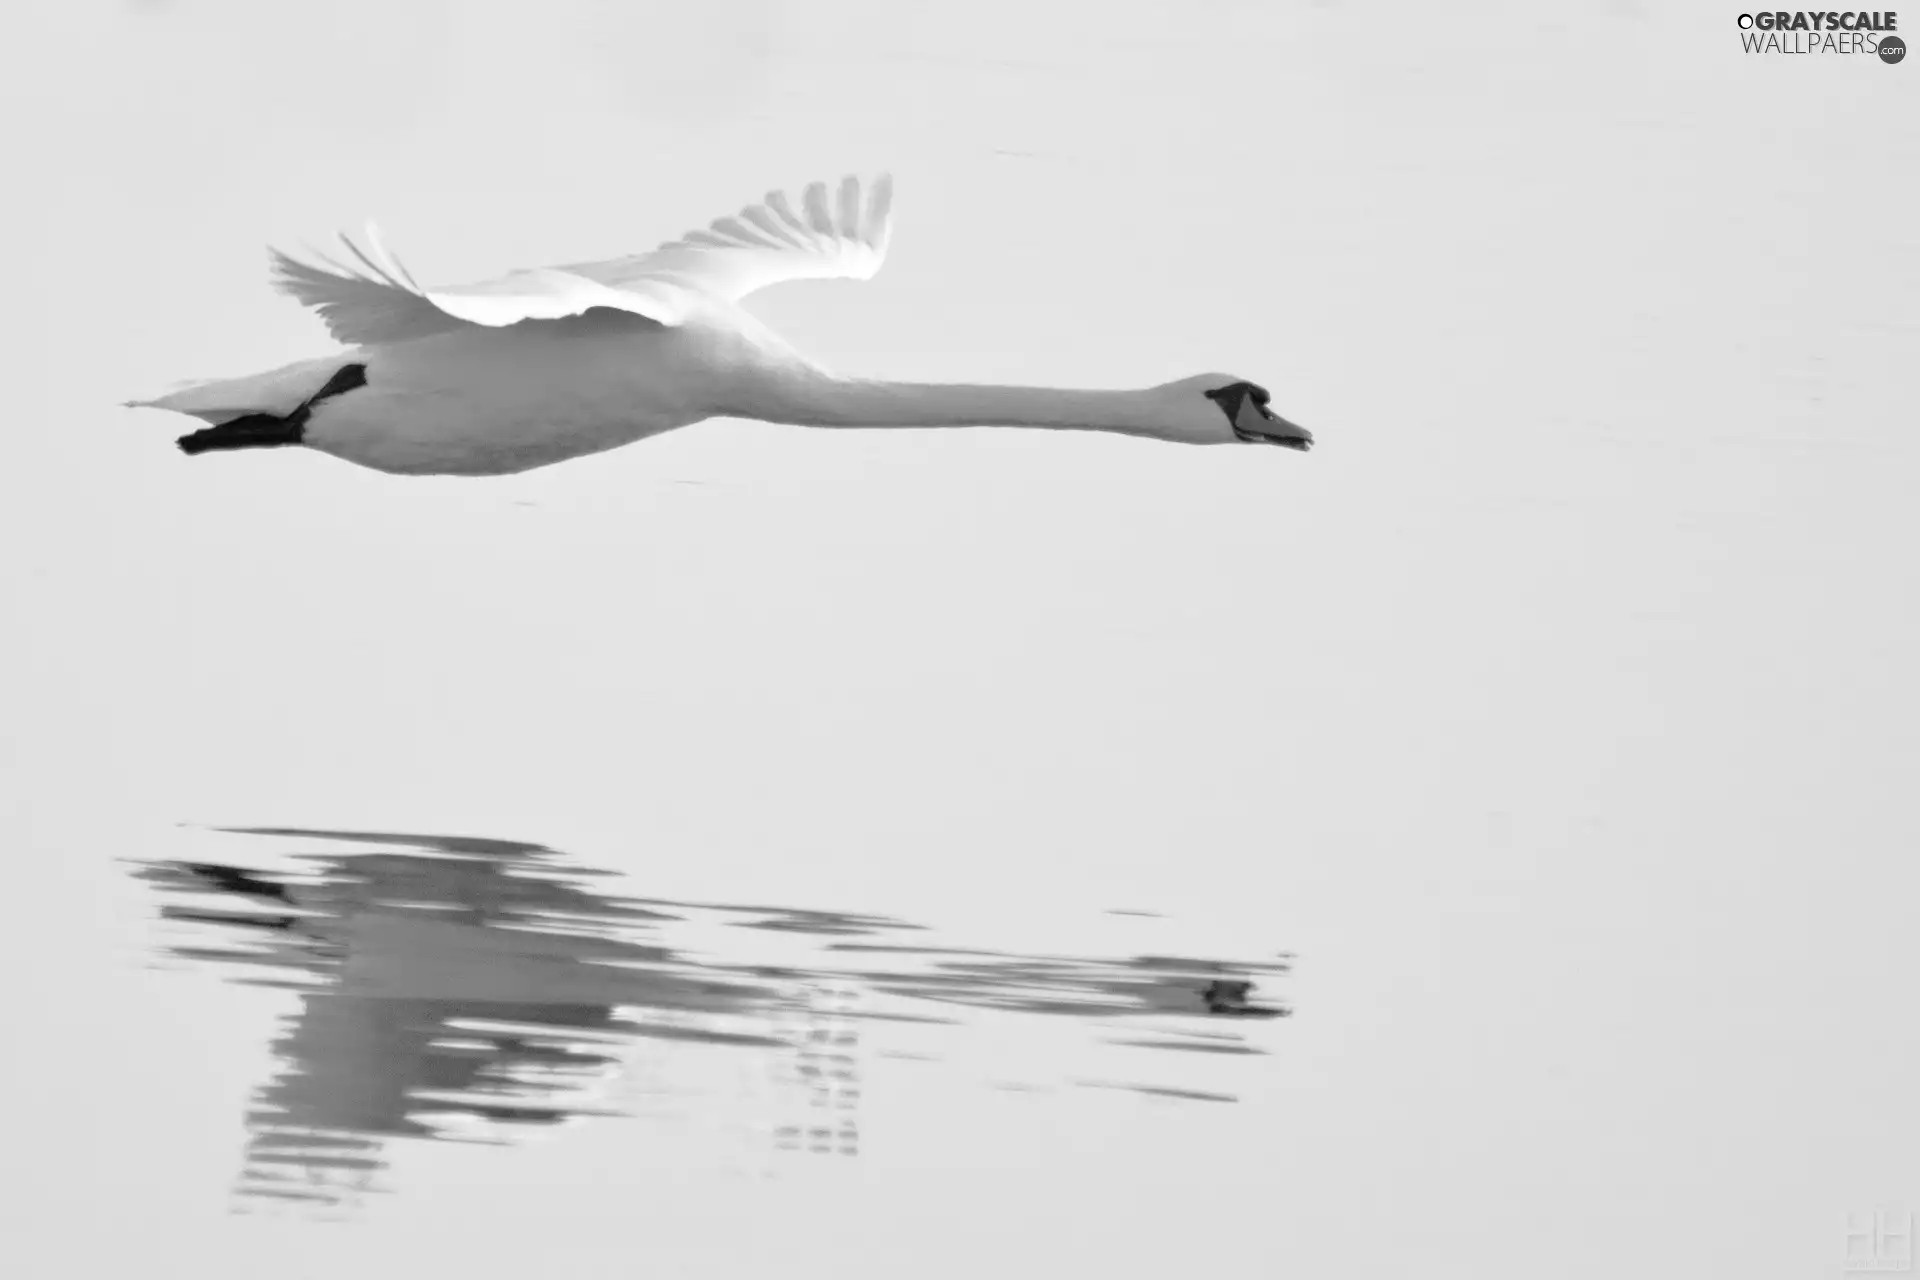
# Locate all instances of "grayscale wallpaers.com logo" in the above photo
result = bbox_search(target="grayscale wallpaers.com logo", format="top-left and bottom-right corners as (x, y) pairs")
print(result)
(1845, 1207), (1915, 1275)
(1737, 10), (1906, 60)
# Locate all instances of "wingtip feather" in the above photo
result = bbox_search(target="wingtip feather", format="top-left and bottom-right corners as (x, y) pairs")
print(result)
(800, 181), (835, 237)
(867, 173), (895, 253)
(358, 220), (425, 293)
(834, 175), (860, 238)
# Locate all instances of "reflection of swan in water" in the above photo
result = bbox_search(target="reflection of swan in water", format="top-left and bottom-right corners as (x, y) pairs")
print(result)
(134, 827), (1289, 1211)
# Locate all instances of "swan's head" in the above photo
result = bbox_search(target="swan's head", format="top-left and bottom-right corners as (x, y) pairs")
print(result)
(1164, 375), (1312, 451)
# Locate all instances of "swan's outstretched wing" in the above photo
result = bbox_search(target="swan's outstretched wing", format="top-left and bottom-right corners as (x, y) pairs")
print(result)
(268, 225), (673, 345)
(560, 174), (894, 306)
(269, 174), (894, 346)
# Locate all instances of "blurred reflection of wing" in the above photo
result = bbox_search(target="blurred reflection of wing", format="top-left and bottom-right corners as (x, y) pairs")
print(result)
(134, 827), (1291, 1214)
(135, 833), (798, 1211)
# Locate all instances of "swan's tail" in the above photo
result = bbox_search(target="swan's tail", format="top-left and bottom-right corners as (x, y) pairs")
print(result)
(131, 359), (368, 456)
(124, 352), (362, 425)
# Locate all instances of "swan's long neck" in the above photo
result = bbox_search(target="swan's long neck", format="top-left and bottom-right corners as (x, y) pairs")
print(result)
(745, 375), (1168, 441)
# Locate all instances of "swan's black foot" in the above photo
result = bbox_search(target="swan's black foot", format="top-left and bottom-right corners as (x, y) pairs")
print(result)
(177, 362), (368, 456)
(178, 413), (304, 455)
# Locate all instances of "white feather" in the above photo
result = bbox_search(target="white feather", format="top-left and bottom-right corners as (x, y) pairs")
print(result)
(268, 174), (895, 346)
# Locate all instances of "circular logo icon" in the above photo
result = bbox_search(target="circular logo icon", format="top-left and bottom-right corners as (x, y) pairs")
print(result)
(1880, 35), (1907, 63)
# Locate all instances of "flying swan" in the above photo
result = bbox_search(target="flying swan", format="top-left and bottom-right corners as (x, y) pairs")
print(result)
(128, 175), (1313, 476)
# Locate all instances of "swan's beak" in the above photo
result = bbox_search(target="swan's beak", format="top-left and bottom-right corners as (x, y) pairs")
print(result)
(1232, 400), (1313, 452)
(1206, 381), (1313, 451)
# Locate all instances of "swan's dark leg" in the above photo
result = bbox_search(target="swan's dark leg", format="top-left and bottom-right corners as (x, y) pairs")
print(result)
(177, 362), (368, 456)
(176, 411), (304, 455)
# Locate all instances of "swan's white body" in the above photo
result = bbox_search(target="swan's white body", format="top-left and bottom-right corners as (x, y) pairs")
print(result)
(129, 175), (1312, 475)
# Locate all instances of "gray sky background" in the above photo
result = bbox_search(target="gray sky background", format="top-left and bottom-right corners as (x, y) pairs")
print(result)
(3, 1), (1916, 1276)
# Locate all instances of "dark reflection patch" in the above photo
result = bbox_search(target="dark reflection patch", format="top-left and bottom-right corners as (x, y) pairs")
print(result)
(133, 826), (1293, 1212)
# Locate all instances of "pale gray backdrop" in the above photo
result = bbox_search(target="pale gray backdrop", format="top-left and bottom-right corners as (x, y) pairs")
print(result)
(3, 1), (1915, 1277)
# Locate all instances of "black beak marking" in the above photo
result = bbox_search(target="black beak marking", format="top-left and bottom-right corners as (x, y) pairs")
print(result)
(1203, 382), (1254, 416)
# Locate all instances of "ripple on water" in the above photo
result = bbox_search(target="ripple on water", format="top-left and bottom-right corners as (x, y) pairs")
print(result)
(130, 826), (1292, 1213)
